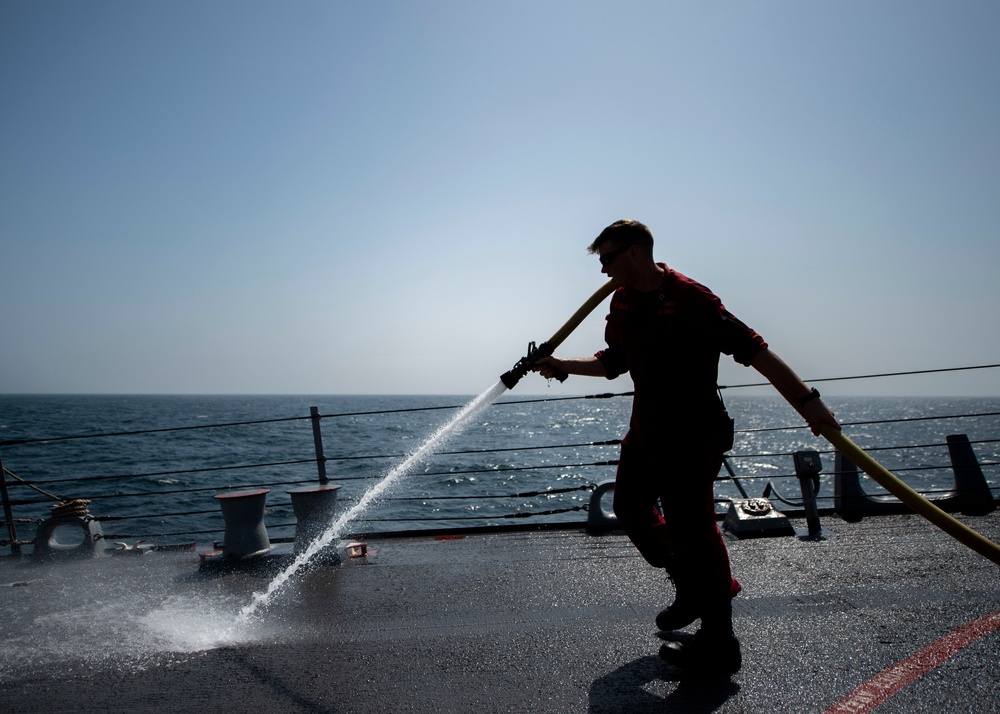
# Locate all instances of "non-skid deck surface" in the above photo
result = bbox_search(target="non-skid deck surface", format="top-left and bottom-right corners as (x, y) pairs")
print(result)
(2, 512), (999, 713)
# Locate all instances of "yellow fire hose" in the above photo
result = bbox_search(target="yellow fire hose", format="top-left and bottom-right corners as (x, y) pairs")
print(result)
(821, 424), (1000, 567)
(544, 279), (618, 352)
(501, 280), (1000, 568)
(500, 280), (617, 389)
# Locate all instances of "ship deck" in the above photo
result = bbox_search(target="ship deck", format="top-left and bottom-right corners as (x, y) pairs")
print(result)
(2, 512), (999, 713)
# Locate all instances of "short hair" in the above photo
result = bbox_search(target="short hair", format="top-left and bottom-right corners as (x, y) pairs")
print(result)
(588, 219), (654, 257)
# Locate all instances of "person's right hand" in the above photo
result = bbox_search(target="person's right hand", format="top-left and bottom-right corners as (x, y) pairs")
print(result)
(532, 356), (566, 380)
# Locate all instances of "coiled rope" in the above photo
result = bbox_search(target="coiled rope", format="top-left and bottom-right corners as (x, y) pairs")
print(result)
(2, 466), (89, 518)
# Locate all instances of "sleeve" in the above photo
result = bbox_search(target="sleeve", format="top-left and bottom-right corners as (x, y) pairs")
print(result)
(596, 346), (627, 380)
(680, 275), (767, 367)
(595, 293), (629, 380)
(718, 309), (768, 366)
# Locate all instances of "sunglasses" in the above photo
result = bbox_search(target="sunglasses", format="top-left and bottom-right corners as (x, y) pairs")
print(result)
(598, 243), (633, 267)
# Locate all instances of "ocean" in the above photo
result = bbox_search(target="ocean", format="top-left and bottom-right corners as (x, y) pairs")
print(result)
(1, 392), (998, 550)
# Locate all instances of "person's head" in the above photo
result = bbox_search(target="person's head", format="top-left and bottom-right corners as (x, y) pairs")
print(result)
(588, 219), (654, 257)
(588, 219), (656, 281)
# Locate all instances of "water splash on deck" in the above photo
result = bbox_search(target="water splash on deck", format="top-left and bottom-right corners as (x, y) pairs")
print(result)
(140, 595), (254, 653)
(237, 380), (509, 621)
(0, 562), (270, 679)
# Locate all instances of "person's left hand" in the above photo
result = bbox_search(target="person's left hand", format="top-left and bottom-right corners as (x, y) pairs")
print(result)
(803, 399), (840, 436)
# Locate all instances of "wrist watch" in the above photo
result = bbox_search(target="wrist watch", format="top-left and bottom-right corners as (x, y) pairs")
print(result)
(798, 388), (821, 407)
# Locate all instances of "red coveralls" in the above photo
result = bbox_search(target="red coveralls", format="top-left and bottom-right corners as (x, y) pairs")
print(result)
(596, 265), (767, 608)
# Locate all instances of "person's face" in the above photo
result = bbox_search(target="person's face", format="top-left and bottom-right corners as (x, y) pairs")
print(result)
(598, 241), (636, 281)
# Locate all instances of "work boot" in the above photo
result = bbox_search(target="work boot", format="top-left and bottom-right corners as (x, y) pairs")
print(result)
(654, 597), (700, 631)
(655, 576), (742, 632)
(658, 629), (742, 675)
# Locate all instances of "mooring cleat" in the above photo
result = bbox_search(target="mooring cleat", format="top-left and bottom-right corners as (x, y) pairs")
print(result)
(659, 631), (742, 675)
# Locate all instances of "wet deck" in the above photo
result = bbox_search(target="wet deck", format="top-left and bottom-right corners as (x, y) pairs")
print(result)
(2, 511), (999, 713)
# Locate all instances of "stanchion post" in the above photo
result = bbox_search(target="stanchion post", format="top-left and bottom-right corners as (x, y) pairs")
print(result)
(794, 450), (823, 537)
(310, 406), (329, 485)
(0, 450), (21, 557)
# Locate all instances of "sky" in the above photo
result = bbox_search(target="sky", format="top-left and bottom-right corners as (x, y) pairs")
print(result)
(1, 1), (998, 397)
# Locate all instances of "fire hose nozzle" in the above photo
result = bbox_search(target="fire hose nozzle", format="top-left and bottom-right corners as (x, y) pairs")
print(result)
(497, 279), (616, 392)
(499, 341), (565, 390)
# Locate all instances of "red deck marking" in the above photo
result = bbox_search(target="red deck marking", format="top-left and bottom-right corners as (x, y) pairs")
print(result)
(823, 610), (1000, 714)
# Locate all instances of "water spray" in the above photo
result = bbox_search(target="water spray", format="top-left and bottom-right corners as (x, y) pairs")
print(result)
(238, 280), (619, 620)
(237, 381), (509, 621)
(237, 280), (618, 619)
(500, 280), (617, 390)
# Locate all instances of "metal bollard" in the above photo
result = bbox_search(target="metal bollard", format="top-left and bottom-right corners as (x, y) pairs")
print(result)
(288, 484), (342, 555)
(214, 488), (271, 557)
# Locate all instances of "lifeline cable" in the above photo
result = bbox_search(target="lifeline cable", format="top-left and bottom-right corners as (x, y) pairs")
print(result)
(1, 466), (92, 520)
(720, 362), (1000, 390)
(2, 467), (63, 501)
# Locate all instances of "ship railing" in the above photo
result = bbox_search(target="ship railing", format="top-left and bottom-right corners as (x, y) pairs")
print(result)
(1, 376), (999, 556)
